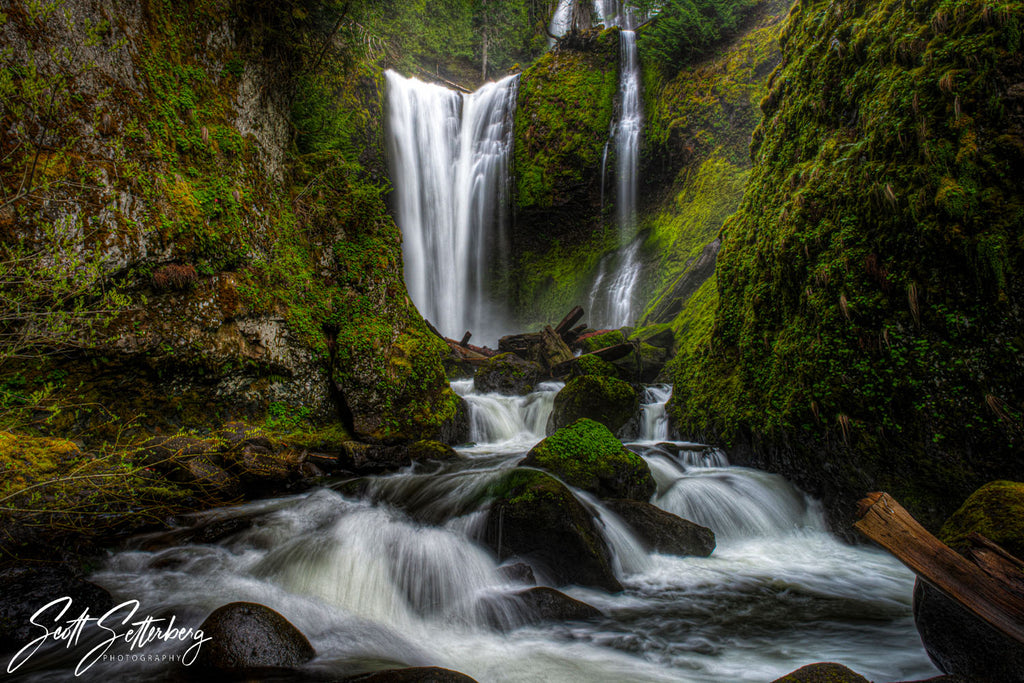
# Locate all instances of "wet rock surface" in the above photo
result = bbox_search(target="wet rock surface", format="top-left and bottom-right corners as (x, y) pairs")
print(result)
(195, 601), (315, 674)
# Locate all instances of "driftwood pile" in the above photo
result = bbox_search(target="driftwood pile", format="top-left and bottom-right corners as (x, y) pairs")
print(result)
(426, 305), (635, 378)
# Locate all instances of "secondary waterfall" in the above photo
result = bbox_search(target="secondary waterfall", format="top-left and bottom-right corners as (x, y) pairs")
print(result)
(590, 28), (644, 329)
(385, 71), (518, 344)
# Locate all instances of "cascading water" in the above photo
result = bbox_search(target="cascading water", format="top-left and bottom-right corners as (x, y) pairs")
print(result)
(589, 27), (644, 329)
(18, 382), (939, 682)
(386, 72), (518, 344)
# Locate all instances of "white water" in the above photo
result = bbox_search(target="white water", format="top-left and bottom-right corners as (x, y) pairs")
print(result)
(589, 28), (644, 329)
(386, 72), (518, 344)
(17, 383), (937, 682)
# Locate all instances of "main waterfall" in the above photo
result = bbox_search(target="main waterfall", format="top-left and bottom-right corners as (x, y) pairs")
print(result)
(385, 71), (519, 343)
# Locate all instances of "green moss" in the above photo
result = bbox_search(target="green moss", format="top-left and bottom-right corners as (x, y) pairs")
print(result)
(578, 329), (627, 354)
(550, 375), (639, 433)
(572, 354), (619, 378)
(672, 0), (1024, 523)
(523, 418), (654, 500)
(939, 481), (1024, 559)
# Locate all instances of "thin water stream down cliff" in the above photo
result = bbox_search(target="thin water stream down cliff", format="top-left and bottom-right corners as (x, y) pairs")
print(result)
(15, 384), (938, 682)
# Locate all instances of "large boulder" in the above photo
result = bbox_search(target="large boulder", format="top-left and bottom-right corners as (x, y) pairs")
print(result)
(195, 602), (315, 674)
(604, 499), (715, 557)
(548, 375), (639, 435)
(473, 353), (545, 395)
(523, 419), (655, 501)
(570, 353), (620, 379)
(913, 481), (1024, 681)
(481, 469), (622, 592)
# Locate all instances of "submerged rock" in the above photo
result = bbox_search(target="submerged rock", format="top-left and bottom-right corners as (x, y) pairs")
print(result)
(473, 352), (545, 395)
(548, 375), (639, 434)
(481, 469), (622, 592)
(770, 662), (870, 682)
(604, 499), (715, 557)
(523, 418), (655, 501)
(480, 586), (603, 630)
(340, 667), (478, 682)
(195, 601), (315, 674)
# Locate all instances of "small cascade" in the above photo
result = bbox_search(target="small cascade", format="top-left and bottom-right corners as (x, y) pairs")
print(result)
(452, 379), (561, 451)
(638, 383), (672, 442)
(548, 0), (574, 43)
(385, 72), (518, 344)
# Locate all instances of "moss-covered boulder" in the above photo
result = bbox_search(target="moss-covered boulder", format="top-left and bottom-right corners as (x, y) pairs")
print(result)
(604, 499), (715, 557)
(548, 376), (640, 435)
(913, 481), (1024, 680)
(576, 329), (627, 354)
(473, 353), (545, 395)
(611, 342), (670, 384)
(523, 419), (655, 501)
(938, 481), (1024, 559)
(481, 469), (622, 592)
(407, 440), (460, 462)
(570, 353), (620, 379)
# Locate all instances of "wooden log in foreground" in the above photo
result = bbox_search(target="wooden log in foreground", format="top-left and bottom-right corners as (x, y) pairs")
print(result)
(854, 491), (1024, 645)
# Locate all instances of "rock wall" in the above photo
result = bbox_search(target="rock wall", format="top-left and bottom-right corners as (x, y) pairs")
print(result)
(0, 0), (464, 445)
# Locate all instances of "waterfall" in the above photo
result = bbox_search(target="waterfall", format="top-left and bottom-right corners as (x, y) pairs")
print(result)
(385, 71), (519, 344)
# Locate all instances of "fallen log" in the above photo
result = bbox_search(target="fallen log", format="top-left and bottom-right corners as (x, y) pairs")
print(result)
(424, 319), (446, 342)
(554, 306), (584, 338)
(549, 342), (636, 377)
(459, 331), (472, 347)
(854, 491), (1024, 646)
(563, 323), (588, 346)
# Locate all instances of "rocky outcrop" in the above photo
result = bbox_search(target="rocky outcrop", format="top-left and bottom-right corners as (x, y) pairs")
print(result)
(548, 375), (639, 434)
(195, 602), (315, 674)
(604, 499), (715, 557)
(670, 0), (1024, 530)
(473, 353), (545, 395)
(522, 419), (655, 501)
(481, 469), (622, 592)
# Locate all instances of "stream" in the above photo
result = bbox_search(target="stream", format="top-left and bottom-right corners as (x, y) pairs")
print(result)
(21, 382), (939, 681)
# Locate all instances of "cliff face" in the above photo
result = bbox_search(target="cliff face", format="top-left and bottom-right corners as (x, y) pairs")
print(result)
(670, 0), (1024, 529)
(0, 0), (464, 445)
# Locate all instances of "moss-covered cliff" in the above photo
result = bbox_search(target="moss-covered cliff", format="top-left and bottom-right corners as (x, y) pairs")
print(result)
(639, 0), (787, 338)
(0, 0), (465, 449)
(670, 0), (1024, 530)
(510, 28), (621, 328)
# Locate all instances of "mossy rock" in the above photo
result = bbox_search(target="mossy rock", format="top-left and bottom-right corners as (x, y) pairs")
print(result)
(938, 481), (1024, 559)
(769, 663), (869, 683)
(570, 354), (619, 379)
(407, 440), (459, 462)
(523, 418), (655, 501)
(612, 343), (670, 384)
(481, 468), (622, 592)
(548, 375), (640, 435)
(473, 352), (545, 396)
(576, 329), (627, 354)
(915, 481), (1024, 680)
